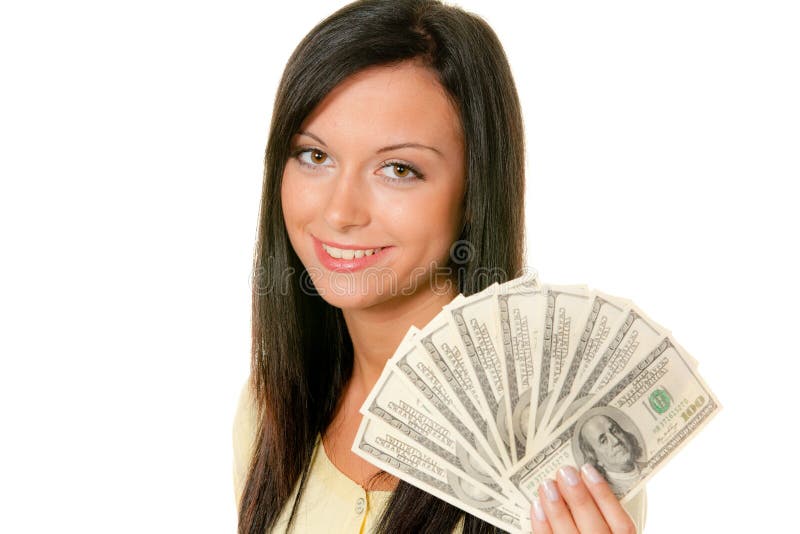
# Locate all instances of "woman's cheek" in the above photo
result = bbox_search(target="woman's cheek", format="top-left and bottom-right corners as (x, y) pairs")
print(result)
(281, 174), (312, 256)
(282, 174), (316, 226)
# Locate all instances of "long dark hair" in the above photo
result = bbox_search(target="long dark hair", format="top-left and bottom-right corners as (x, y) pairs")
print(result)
(239, 1), (527, 532)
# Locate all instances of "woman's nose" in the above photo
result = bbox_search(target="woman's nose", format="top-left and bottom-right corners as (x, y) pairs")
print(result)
(322, 171), (370, 230)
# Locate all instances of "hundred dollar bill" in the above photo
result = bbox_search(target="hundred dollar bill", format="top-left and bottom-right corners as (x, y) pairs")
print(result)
(538, 292), (632, 434)
(573, 294), (635, 382)
(530, 285), (595, 449)
(496, 285), (548, 462)
(417, 313), (492, 425)
(443, 283), (515, 465)
(414, 314), (513, 469)
(390, 336), (511, 473)
(509, 335), (720, 505)
(507, 269), (542, 290)
(418, 274), (541, 466)
(443, 269), (552, 456)
(360, 361), (528, 502)
(543, 285), (594, 395)
(541, 305), (670, 443)
(623, 304), (697, 370)
(353, 416), (532, 534)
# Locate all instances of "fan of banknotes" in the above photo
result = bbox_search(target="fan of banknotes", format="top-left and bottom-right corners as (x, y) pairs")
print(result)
(351, 271), (721, 534)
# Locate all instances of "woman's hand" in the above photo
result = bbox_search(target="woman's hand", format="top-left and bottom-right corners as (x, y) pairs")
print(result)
(529, 464), (637, 534)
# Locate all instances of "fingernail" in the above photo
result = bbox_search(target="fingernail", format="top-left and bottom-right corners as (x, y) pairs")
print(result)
(542, 478), (559, 502)
(558, 465), (580, 486)
(531, 496), (546, 521)
(581, 462), (603, 484)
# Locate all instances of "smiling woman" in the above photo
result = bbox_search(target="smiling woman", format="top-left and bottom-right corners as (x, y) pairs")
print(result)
(233, 1), (645, 533)
(281, 60), (466, 308)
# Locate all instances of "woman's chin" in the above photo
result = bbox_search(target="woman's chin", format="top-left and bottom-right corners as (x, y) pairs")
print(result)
(301, 264), (440, 309)
(317, 291), (390, 310)
(308, 277), (392, 308)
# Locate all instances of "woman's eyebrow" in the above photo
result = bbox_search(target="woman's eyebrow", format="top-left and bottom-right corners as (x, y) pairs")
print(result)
(297, 130), (443, 158)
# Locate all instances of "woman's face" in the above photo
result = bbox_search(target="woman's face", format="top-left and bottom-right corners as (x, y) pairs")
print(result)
(281, 60), (466, 309)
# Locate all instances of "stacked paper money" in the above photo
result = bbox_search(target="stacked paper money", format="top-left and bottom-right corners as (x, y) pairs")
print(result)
(351, 272), (721, 534)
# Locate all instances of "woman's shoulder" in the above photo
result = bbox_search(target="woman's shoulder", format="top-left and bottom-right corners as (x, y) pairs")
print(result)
(233, 377), (258, 449)
(232, 377), (259, 507)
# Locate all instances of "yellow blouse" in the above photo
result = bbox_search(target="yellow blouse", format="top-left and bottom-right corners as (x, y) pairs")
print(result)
(232, 381), (647, 533)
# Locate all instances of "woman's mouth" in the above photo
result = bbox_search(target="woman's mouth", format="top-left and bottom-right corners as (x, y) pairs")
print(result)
(321, 242), (385, 260)
(312, 235), (393, 272)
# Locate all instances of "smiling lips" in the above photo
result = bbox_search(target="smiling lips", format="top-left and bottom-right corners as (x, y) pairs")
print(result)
(312, 235), (392, 272)
(321, 242), (385, 260)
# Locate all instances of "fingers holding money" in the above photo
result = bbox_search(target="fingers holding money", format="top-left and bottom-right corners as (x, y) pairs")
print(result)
(531, 479), (579, 534)
(529, 495), (553, 534)
(530, 464), (633, 534)
(580, 463), (638, 534)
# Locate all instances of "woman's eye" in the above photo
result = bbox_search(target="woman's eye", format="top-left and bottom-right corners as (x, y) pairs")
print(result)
(294, 148), (330, 168)
(381, 160), (424, 183)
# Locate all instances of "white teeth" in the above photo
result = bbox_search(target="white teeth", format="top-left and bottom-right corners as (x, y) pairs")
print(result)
(322, 243), (383, 259)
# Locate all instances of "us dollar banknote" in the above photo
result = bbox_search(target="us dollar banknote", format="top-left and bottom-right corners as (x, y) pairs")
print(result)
(538, 291), (633, 437)
(542, 303), (671, 440)
(360, 361), (525, 503)
(509, 335), (720, 503)
(495, 284), (547, 461)
(353, 416), (532, 534)
(440, 272), (545, 464)
(532, 285), (596, 450)
(390, 332), (510, 473)
(353, 273), (720, 530)
(442, 283), (514, 464)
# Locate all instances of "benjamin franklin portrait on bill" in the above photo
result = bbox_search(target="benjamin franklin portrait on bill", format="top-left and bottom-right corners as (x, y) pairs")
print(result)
(572, 407), (649, 497)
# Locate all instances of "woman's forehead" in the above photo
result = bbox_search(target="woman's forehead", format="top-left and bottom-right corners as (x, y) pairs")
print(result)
(296, 62), (462, 150)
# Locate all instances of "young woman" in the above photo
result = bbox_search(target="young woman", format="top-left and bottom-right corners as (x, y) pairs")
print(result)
(233, 1), (647, 532)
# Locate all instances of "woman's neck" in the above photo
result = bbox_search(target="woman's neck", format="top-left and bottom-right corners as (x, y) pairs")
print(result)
(342, 283), (459, 396)
(320, 282), (459, 491)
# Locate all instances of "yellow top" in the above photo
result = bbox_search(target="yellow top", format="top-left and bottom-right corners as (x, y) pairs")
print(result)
(232, 381), (648, 533)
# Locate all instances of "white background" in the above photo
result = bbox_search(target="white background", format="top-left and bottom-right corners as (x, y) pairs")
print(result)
(1, 1), (797, 532)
